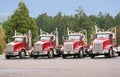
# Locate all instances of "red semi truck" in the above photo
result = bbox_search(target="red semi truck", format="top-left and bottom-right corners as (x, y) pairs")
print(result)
(5, 30), (32, 59)
(62, 28), (87, 58)
(89, 26), (117, 58)
(32, 28), (61, 59)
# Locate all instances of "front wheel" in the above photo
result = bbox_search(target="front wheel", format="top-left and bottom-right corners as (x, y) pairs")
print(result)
(48, 49), (54, 58)
(108, 49), (113, 58)
(19, 50), (26, 59)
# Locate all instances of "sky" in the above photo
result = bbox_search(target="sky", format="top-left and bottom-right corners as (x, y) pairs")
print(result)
(0, 0), (120, 18)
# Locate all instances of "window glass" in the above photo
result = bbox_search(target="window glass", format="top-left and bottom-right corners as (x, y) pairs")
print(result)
(39, 36), (51, 41)
(68, 35), (84, 40)
(14, 37), (23, 42)
(96, 33), (109, 39)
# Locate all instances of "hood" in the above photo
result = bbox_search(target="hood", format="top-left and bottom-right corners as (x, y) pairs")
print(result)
(6, 41), (23, 52)
(64, 40), (82, 51)
(94, 38), (108, 43)
(65, 40), (79, 44)
(93, 38), (111, 50)
(35, 40), (49, 45)
(34, 40), (52, 51)
(7, 42), (22, 46)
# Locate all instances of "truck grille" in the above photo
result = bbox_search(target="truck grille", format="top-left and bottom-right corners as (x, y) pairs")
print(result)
(93, 42), (102, 51)
(6, 45), (13, 52)
(64, 43), (73, 51)
(34, 44), (42, 51)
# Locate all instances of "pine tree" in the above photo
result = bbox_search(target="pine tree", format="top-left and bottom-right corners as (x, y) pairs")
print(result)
(3, 1), (38, 44)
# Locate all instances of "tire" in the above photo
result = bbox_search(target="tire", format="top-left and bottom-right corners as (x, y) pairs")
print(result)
(30, 53), (33, 58)
(5, 56), (10, 59)
(118, 53), (120, 56)
(78, 50), (83, 58)
(108, 49), (113, 58)
(91, 55), (95, 59)
(56, 49), (61, 57)
(19, 50), (26, 59)
(74, 55), (76, 58)
(48, 49), (54, 58)
(62, 55), (66, 59)
(33, 56), (38, 59)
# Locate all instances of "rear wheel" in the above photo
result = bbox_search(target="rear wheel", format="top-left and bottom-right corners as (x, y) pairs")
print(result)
(48, 49), (54, 58)
(62, 55), (66, 59)
(91, 54), (95, 59)
(33, 56), (38, 59)
(19, 50), (26, 59)
(5, 56), (10, 59)
(74, 55), (76, 58)
(57, 50), (61, 57)
(118, 52), (120, 56)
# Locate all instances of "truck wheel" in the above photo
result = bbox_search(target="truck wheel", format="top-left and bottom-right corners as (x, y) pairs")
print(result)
(33, 56), (38, 59)
(55, 49), (61, 57)
(78, 50), (83, 58)
(57, 50), (61, 57)
(91, 55), (95, 59)
(108, 49), (113, 58)
(48, 49), (54, 58)
(62, 55), (66, 59)
(5, 56), (10, 59)
(30, 53), (33, 57)
(74, 55), (76, 58)
(118, 53), (120, 56)
(20, 50), (25, 59)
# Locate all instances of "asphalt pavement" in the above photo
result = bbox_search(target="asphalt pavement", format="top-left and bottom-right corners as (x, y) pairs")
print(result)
(0, 54), (120, 77)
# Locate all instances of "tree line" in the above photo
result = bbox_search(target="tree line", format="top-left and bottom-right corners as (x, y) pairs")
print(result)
(2, 1), (120, 46)
(35, 6), (120, 44)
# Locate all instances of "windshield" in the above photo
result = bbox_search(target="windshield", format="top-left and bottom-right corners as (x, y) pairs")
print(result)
(39, 36), (51, 41)
(68, 35), (84, 40)
(96, 33), (109, 39)
(14, 37), (23, 42)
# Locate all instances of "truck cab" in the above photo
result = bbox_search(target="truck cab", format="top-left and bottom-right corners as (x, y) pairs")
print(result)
(89, 27), (116, 58)
(62, 28), (87, 58)
(5, 30), (32, 59)
(32, 28), (61, 59)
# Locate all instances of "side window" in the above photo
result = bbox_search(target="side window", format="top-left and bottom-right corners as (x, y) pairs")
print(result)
(95, 34), (97, 38)
(50, 36), (54, 41)
(109, 34), (113, 39)
(80, 35), (83, 40)
(23, 38), (26, 42)
(26, 38), (28, 42)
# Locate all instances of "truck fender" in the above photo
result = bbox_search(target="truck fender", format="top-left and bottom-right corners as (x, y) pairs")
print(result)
(105, 45), (113, 50)
(15, 47), (23, 52)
